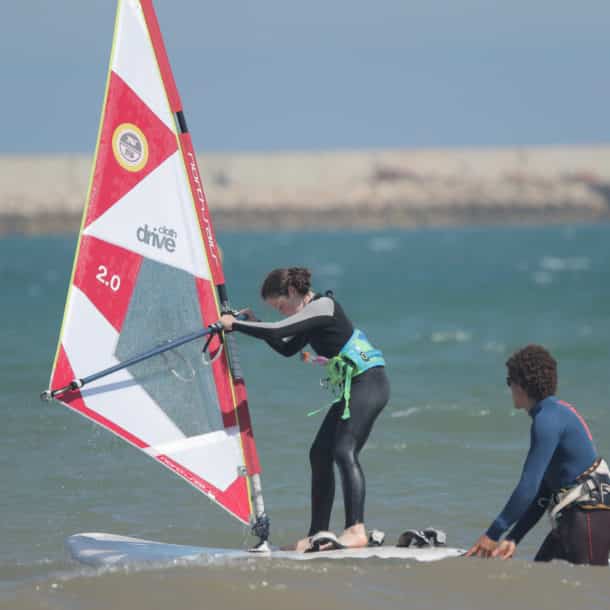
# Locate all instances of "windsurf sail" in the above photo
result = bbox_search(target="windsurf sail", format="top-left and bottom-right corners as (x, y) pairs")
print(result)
(44, 0), (267, 544)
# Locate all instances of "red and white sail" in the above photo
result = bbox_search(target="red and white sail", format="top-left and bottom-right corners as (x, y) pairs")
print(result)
(48, 0), (260, 526)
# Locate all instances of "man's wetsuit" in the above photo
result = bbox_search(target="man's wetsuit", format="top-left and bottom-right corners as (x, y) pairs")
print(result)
(232, 293), (390, 535)
(486, 396), (610, 565)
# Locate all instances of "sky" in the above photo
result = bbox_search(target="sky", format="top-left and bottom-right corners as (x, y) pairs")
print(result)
(1, 0), (609, 153)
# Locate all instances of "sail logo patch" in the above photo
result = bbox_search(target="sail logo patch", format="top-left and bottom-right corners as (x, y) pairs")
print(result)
(137, 224), (177, 252)
(112, 123), (149, 172)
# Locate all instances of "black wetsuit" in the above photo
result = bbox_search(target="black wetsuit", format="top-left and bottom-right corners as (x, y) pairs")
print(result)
(233, 293), (390, 533)
(534, 505), (610, 565)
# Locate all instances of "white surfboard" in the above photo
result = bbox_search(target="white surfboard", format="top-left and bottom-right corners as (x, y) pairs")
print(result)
(66, 533), (465, 567)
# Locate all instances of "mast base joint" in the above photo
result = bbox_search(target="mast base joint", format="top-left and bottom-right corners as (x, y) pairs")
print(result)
(251, 513), (270, 543)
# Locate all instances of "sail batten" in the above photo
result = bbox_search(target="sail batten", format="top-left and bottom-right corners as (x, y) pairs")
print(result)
(47, 0), (262, 531)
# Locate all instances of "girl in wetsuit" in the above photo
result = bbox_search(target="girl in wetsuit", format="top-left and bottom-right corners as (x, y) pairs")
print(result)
(220, 267), (390, 552)
(467, 344), (610, 565)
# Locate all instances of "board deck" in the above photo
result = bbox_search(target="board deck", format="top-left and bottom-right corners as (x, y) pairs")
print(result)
(66, 532), (465, 567)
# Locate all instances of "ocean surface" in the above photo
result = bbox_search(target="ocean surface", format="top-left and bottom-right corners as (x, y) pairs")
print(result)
(2, 223), (610, 610)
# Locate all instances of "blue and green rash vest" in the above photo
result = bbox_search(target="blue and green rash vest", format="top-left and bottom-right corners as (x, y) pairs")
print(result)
(231, 292), (385, 416)
(486, 396), (598, 543)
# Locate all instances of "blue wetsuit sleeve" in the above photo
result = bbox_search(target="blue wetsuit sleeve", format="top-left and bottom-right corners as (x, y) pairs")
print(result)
(505, 482), (551, 544)
(264, 334), (308, 357)
(486, 413), (561, 541)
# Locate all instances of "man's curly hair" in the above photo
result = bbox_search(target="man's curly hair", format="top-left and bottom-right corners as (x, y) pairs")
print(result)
(506, 344), (557, 401)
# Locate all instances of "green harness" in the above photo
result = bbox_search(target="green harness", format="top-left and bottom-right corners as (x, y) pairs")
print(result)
(308, 329), (385, 420)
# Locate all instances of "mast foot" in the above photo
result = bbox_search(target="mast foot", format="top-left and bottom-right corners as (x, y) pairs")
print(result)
(251, 512), (270, 546)
(248, 539), (271, 553)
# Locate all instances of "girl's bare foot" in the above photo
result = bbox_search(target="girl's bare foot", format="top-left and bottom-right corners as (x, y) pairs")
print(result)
(294, 536), (313, 552)
(336, 523), (368, 549)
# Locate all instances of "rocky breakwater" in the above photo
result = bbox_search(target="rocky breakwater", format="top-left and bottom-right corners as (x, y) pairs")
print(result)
(1, 146), (610, 234)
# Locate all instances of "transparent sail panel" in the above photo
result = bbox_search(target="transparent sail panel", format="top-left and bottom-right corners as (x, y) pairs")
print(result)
(116, 258), (223, 435)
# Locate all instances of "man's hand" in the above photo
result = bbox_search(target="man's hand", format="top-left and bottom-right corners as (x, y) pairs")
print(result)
(465, 534), (498, 558)
(492, 539), (516, 560)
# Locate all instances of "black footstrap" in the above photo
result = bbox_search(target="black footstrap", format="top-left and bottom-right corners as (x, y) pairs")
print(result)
(397, 528), (447, 548)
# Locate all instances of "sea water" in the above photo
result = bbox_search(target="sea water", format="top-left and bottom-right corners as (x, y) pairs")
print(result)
(2, 223), (610, 610)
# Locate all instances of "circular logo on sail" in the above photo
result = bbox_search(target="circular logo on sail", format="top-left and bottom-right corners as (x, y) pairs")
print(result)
(112, 123), (149, 172)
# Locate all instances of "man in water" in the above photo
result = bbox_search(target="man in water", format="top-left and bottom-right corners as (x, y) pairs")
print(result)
(467, 344), (610, 565)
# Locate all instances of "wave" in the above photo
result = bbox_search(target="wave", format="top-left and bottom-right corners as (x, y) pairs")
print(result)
(367, 236), (400, 253)
(4, 547), (606, 610)
(430, 330), (472, 344)
(539, 256), (591, 272)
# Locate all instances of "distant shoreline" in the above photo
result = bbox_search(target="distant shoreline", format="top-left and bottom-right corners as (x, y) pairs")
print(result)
(3, 209), (607, 237)
(2, 146), (610, 235)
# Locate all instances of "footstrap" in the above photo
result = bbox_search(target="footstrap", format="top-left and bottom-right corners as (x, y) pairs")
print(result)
(397, 528), (447, 548)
